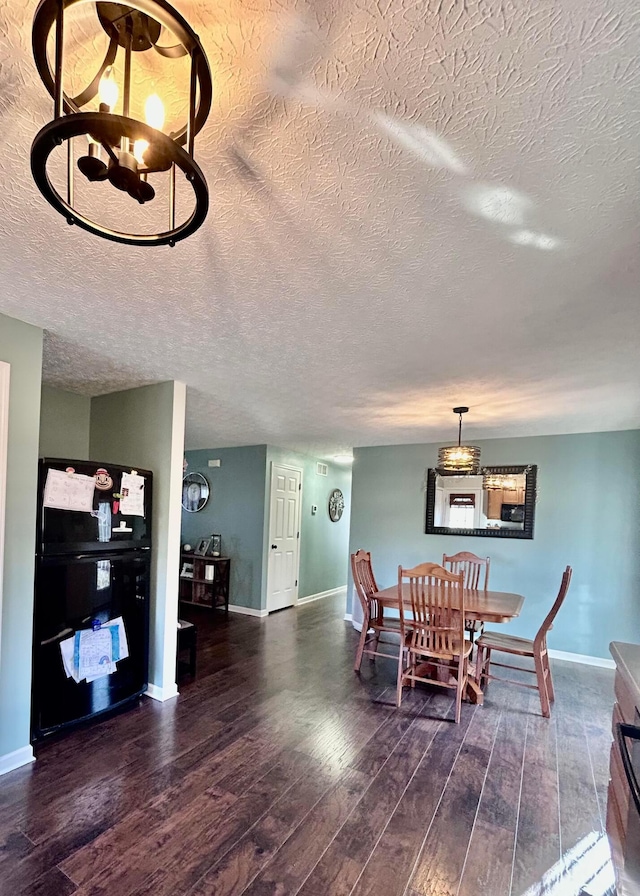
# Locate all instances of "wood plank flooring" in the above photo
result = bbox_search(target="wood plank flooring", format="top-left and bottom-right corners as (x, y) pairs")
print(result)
(0, 594), (616, 896)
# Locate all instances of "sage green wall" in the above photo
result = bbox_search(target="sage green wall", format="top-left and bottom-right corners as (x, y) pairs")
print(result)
(265, 447), (352, 601)
(348, 431), (640, 660)
(181, 446), (268, 611)
(0, 314), (43, 759)
(90, 381), (185, 696)
(39, 385), (91, 460)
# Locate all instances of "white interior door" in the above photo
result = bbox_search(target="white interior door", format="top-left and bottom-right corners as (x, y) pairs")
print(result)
(0, 362), (9, 666)
(266, 463), (302, 613)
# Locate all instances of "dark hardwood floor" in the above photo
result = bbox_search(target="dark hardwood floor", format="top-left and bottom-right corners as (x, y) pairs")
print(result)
(0, 594), (616, 896)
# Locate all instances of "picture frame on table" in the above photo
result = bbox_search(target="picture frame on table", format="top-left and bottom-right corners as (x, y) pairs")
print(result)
(180, 562), (194, 579)
(194, 537), (212, 556)
(207, 534), (222, 557)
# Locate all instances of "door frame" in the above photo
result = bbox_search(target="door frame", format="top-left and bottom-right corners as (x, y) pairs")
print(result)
(265, 462), (303, 612)
(0, 362), (9, 666)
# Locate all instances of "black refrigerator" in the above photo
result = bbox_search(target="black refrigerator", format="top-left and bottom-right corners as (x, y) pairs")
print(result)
(32, 458), (153, 741)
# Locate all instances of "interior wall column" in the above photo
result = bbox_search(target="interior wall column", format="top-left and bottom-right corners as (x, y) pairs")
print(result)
(89, 380), (186, 702)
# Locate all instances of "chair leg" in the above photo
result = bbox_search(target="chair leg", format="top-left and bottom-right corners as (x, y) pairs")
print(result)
(396, 646), (406, 707)
(534, 650), (551, 718)
(354, 614), (370, 672)
(542, 650), (555, 702)
(475, 644), (490, 690)
(371, 631), (380, 661)
(454, 656), (466, 724)
(475, 643), (483, 686)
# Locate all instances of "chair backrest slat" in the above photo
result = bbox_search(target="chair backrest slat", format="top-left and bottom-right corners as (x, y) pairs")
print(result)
(399, 563), (465, 655)
(442, 551), (490, 590)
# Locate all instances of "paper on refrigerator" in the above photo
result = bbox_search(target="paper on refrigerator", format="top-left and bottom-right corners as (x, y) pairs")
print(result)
(60, 635), (116, 682)
(60, 616), (129, 683)
(119, 471), (145, 516)
(108, 615), (129, 661)
(43, 468), (96, 512)
(76, 628), (113, 680)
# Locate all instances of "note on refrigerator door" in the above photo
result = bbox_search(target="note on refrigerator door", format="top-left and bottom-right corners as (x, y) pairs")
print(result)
(75, 627), (114, 680)
(104, 616), (129, 661)
(60, 634), (116, 682)
(119, 472), (145, 517)
(60, 636), (77, 680)
(60, 618), (128, 683)
(61, 634), (118, 682)
(43, 468), (96, 512)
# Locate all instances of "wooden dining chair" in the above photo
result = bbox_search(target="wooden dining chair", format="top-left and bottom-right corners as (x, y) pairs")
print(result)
(351, 550), (406, 672)
(396, 563), (469, 723)
(442, 551), (490, 646)
(442, 551), (490, 589)
(474, 566), (572, 718)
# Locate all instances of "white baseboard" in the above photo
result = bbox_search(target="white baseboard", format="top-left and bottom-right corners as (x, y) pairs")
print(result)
(343, 613), (353, 622)
(146, 682), (179, 702)
(298, 586), (347, 606)
(548, 649), (615, 669)
(0, 745), (35, 777)
(230, 590), (346, 616)
(228, 604), (269, 618)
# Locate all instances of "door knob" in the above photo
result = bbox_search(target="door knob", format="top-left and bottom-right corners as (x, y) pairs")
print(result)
(271, 544), (277, 549)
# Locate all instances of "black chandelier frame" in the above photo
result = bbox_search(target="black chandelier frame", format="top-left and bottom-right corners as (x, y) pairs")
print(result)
(31, 0), (213, 246)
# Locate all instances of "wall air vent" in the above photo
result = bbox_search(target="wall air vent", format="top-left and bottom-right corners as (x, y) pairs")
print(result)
(316, 462), (328, 476)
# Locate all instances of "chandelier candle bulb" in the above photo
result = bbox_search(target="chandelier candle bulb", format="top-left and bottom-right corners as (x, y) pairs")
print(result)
(133, 139), (149, 165)
(145, 94), (165, 131)
(98, 67), (119, 112)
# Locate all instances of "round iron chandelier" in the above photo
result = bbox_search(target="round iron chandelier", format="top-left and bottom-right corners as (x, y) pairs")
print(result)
(31, 0), (212, 246)
(437, 407), (481, 475)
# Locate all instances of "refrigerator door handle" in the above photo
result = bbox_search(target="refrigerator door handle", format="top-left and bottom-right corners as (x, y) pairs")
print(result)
(40, 627), (74, 646)
(45, 551), (150, 562)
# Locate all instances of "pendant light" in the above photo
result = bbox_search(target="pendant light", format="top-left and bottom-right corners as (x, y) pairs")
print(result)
(437, 407), (481, 475)
(483, 472), (517, 490)
(31, 0), (213, 246)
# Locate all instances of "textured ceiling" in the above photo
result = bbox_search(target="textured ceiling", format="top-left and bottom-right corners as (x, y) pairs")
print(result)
(0, 0), (639, 457)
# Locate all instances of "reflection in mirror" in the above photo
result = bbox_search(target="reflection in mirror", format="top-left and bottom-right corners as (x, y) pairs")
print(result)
(426, 466), (536, 540)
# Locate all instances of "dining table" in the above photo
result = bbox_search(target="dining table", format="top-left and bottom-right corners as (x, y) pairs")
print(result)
(372, 584), (525, 704)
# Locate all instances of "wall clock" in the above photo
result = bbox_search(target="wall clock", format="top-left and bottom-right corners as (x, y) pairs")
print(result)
(328, 488), (345, 522)
(182, 472), (210, 513)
